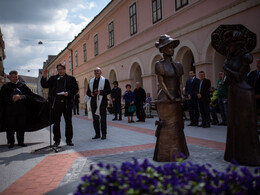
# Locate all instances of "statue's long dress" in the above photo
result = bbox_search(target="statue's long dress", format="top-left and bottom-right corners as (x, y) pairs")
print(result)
(224, 55), (260, 166)
(153, 61), (189, 162)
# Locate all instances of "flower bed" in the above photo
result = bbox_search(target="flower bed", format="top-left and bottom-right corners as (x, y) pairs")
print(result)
(75, 158), (260, 194)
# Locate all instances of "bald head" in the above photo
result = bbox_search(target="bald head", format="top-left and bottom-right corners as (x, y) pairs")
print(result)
(94, 67), (102, 78)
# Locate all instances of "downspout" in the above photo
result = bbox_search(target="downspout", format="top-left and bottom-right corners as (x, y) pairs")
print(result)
(68, 48), (73, 76)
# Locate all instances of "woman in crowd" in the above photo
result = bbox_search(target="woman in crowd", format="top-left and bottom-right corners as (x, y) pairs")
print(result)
(123, 84), (135, 123)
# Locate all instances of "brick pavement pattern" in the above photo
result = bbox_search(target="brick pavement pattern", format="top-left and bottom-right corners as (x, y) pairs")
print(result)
(1, 112), (252, 195)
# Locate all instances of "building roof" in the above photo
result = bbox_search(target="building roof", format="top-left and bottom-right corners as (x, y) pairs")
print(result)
(19, 75), (37, 84)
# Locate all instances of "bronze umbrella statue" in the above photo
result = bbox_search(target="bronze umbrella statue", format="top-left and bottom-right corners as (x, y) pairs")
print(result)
(153, 34), (189, 162)
(211, 24), (260, 166)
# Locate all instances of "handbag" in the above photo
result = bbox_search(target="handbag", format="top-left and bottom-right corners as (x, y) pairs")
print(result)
(128, 105), (136, 113)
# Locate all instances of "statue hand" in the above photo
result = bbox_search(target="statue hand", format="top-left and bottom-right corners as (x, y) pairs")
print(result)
(169, 95), (176, 103)
(181, 95), (186, 102)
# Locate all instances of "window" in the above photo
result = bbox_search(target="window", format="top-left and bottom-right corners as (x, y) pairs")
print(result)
(129, 3), (137, 35)
(94, 34), (98, 56)
(69, 56), (72, 71)
(108, 21), (114, 48)
(75, 50), (78, 67)
(63, 60), (66, 65)
(83, 43), (87, 62)
(175, 0), (188, 10)
(152, 0), (162, 23)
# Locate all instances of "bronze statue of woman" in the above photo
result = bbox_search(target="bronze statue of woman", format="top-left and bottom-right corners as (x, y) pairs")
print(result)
(212, 25), (260, 166)
(153, 34), (189, 162)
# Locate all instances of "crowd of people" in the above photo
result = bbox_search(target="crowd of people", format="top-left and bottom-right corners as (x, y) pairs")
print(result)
(0, 57), (259, 148)
(184, 57), (260, 128)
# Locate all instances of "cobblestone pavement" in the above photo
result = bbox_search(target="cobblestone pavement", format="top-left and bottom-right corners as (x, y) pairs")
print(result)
(0, 109), (259, 195)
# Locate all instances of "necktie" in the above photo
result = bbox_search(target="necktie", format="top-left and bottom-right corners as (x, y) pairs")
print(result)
(199, 80), (203, 93)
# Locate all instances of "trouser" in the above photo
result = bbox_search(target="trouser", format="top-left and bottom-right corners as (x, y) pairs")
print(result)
(91, 106), (107, 137)
(199, 102), (210, 126)
(187, 98), (199, 125)
(136, 103), (146, 121)
(85, 104), (88, 115)
(7, 131), (25, 144)
(73, 103), (79, 115)
(113, 102), (122, 119)
(210, 106), (219, 123)
(218, 98), (228, 124)
(53, 101), (73, 144)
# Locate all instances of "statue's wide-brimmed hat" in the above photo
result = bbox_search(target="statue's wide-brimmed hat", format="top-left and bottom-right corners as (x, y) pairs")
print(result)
(211, 24), (256, 56)
(155, 34), (180, 49)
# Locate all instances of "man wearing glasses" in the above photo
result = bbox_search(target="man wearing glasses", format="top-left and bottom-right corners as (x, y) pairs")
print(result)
(87, 67), (111, 140)
(41, 64), (79, 147)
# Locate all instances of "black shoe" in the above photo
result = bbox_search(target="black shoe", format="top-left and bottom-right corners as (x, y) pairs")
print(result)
(101, 136), (106, 140)
(131, 120), (135, 123)
(67, 142), (74, 146)
(141, 120), (145, 122)
(52, 142), (60, 147)
(136, 120), (141, 122)
(112, 118), (117, 121)
(92, 136), (101, 139)
(8, 143), (14, 148)
(198, 124), (204, 127)
(187, 123), (194, 126)
(203, 125), (211, 128)
(18, 143), (27, 147)
(211, 121), (219, 125)
(118, 118), (122, 121)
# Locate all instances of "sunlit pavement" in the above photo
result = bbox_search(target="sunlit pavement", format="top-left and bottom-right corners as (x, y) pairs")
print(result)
(0, 109), (258, 195)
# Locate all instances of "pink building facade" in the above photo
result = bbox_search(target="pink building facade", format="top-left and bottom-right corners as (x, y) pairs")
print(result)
(43, 0), (260, 107)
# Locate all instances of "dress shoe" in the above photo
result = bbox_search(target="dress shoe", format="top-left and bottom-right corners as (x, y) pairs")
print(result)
(18, 143), (27, 147)
(141, 120), (145, 122)
(112, 118), (117, 121)
(218, 122), (226, 126)
(118, 118), (122, 121)
(187, 123), (194, 126)
(52, 142), (60, 147)
(67, 142), (74, 146)
(198, 124), (204, 127)
(131, 120), (135, 123)
(8, 143), (14, 149)
(211, 121), (219, 125)
(101, 136), (106, 140)
(92, 136), (101, 139)
(203, 125), (211, 128)
(136, 120), (142, 122)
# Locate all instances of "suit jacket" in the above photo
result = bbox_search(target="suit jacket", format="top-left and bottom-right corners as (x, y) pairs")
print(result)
(247, 70), (260, 95)
(41, 73), (79, 108)
(185, 77), (199, 98)
(111, 87), (122, 103)
(194, 78), (211, 103)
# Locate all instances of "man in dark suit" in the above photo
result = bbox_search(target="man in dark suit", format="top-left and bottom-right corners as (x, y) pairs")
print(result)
(87, 67), (111, 140)
(134, 82), (146, 122)
(195, 71), (211, 128)
(41, 64), (79, 146)
(247, 57), (260, 115)
(111, 81), (122, 121)
(185, 70), (199, 126)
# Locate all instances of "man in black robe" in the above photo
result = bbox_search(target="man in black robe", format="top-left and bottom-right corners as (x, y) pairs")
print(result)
(134, 82), (146, 122)
(41, 64), (79, 147)
(87, 67), (111, 140)
(111, 81), (122, 121)
(0, 70), (50, 148)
